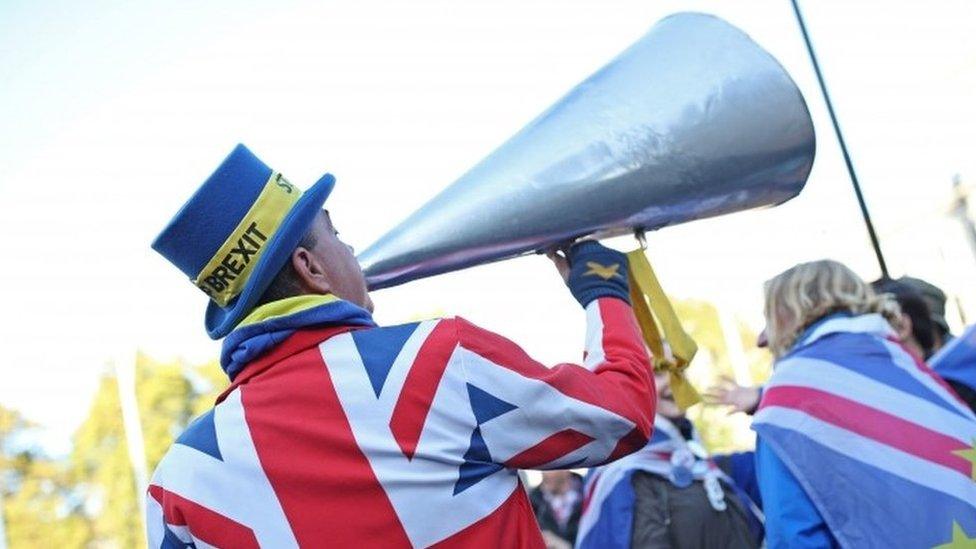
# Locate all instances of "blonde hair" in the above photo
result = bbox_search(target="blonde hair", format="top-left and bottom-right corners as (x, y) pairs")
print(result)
(763, 259), (903, 357)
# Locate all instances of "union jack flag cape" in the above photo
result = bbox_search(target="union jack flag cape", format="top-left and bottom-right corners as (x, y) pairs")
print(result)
(752, 313), (976, 548)
(146, 295), (654, 548)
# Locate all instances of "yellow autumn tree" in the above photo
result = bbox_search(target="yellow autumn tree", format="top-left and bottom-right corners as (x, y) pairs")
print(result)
(672, 299), (771, 454)
(0, 405), (91, 548)
(66, 353), (225, 548)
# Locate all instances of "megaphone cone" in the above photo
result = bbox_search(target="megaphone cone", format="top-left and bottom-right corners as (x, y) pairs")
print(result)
(359, 13), (815, 290)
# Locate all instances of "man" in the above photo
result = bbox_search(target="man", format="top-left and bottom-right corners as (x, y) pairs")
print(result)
(872, 277), (976, 411)
(898, 276), (953, 350)
(871, 277), (939, 359)
(529, 470), (584, 547)
(148, 145), (656, 548)
(576, 373), (762, 549)
(870, 277), (976, 411)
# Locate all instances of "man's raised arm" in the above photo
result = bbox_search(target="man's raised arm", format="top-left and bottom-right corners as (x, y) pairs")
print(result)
(451, 241), (656, 470)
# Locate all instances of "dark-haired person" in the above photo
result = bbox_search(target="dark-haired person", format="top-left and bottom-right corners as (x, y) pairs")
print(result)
(899, 275), (953, 350)
(872, 278), (976, 412)
(931, 326), (976, 413)
(146, 145), (656, 548)
(870, 278), (936, 359)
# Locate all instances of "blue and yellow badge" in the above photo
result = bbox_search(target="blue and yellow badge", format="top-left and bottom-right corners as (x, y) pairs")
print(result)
(584, 261), (622, 281)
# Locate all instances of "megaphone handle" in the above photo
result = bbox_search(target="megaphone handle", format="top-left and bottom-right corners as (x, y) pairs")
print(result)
(626, 245), (702, 410)
(634, 229), (648, 251)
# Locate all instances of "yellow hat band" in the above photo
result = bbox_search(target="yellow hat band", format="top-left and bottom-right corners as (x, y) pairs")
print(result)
(193, 172), (301, 307)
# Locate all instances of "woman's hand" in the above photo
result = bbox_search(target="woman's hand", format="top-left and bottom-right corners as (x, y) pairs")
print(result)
(704, 376), (762, 415)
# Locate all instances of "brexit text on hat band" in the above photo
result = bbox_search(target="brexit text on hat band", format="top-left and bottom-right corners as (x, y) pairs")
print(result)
(193, 173), (301, 306)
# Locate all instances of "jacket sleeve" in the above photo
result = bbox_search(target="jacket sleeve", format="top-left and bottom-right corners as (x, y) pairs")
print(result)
(445, 242), (655, 470)
(146, 489), (164, 548)
(146, 485), (186, 548)
(455, 242), (656, 470)
(453, 287), (655, 471)
(755, 439), (838, 548)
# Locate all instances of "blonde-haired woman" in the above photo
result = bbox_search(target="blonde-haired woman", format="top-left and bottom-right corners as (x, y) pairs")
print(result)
(750, 260), (976, 549)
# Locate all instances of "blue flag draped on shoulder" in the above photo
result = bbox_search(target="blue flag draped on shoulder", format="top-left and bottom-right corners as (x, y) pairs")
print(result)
(752, 314), (976, 548)
(931, 323), (976, 391)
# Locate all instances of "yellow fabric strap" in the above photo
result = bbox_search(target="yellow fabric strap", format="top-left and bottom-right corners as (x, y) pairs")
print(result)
(194, 173), (301, 306)
(626, 248), (701, 410)
(237, 294), (338, 328)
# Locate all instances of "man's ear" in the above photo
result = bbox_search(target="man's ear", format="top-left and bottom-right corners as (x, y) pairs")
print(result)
(291, 247), (332, 294)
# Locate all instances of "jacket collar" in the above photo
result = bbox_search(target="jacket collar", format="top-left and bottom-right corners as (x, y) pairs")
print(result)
(219, 294), (376, 381)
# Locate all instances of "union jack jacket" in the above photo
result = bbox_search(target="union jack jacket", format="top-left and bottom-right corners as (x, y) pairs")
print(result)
(147, 244), (655, 548)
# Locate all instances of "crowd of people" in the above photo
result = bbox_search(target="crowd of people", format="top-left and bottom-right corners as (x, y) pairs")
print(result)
(147, 146), (975, 548)
(531, 261), (976, 548)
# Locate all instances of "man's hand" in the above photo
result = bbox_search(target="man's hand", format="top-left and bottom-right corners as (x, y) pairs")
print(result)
(703, 376), (762, 415)
(546, 241), (630, 308)
(545, 247), (572, 283)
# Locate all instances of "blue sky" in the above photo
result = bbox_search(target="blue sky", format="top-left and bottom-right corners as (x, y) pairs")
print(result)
(0, 0), (973, 451)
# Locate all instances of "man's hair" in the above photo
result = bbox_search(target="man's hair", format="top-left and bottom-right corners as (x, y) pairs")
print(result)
(871, 279), (936, 358)
(763, 259), (903, 358)
(898, 276), (950, 339)
(254, 230), (320, 307)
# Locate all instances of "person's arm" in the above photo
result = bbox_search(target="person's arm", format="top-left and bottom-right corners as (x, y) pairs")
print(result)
(454, 241), (656, 469)
(756, 440), (837, 548)
(704, 377), (762, 415)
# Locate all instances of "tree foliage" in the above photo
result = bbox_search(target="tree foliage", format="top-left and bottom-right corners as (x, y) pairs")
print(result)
(673, 299), (771, 453)
(1, 405), (91, 547)
(1, 354), (225, 548)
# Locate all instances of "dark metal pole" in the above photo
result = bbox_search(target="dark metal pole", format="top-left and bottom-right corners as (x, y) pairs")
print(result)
(791, 0), (890, 279)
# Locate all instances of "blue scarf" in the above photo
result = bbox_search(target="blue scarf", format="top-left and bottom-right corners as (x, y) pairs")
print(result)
(220, 295), (376, 380)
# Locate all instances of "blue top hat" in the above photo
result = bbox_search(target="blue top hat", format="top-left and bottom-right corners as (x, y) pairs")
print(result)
(152, 144), (335, 339)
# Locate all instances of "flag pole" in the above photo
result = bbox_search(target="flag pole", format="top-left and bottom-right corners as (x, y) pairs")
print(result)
(114, 349), (149, 527)
(791, 0), (890, 279)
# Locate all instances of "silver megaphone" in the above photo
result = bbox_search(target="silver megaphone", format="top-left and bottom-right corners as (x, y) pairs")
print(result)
(358, 12), (816, 290)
